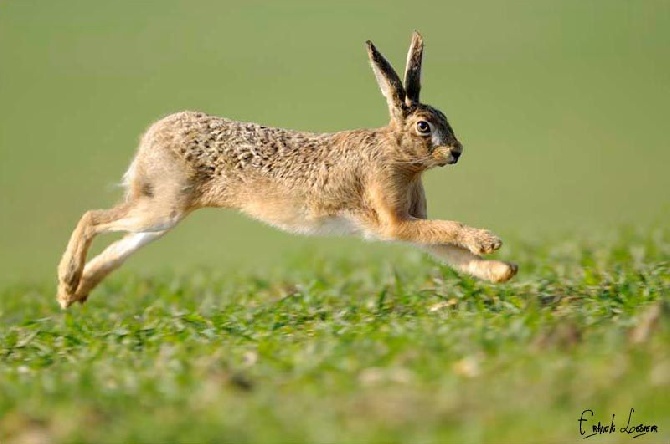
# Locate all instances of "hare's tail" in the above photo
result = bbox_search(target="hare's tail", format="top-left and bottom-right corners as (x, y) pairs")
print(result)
(121, 157), (138, 201)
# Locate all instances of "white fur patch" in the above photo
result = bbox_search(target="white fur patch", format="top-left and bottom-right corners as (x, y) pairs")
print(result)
(431, 128), (446, 147)
(107, 232), (161, 259)
(269, 214), (379, 239)
(119, 158), (138, 199)
(84, 231), (164, 273)
(278, 215), (359, 236)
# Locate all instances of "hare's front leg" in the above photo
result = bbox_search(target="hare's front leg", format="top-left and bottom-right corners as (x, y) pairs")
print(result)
(405, 182), (516, 282)
(374, 218), (516, 282)
(366, 180), (498, 253)
(369, 185), (502, 254)
(385, 218), (502, 255)
(422, 244), (518, 283)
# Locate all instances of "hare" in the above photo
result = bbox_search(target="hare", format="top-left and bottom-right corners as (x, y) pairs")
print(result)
(57, 31), (517, 309)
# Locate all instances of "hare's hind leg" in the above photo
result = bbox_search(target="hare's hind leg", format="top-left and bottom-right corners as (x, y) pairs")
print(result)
(57, 203), (134, 304)
(57, 198), (186, 308)
(69, 229), (169, 307)
(57, 148), (194, 308)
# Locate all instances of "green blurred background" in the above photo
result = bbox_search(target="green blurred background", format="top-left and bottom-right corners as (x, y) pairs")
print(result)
(1, 0), (668, 284)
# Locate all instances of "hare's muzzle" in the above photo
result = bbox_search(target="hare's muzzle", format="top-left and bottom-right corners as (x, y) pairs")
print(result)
(436, 144), (462, 166)
(447, 150), (461, 164)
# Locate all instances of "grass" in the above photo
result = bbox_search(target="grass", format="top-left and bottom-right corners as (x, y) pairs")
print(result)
(1, 228), (668, 443)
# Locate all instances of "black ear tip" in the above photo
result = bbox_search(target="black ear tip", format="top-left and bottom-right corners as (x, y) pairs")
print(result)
(365, 40), (378, 56)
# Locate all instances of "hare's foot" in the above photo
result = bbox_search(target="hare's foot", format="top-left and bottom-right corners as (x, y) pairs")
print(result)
(463, 229), (502, 255)
(486, 260), (518, 283)
(57, 281), (87, 309)
(422, 244), (518, 283)
(57, 264), (82, 302)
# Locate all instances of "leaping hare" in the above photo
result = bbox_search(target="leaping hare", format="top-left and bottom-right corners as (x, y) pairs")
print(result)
(57, 31), (517, 309)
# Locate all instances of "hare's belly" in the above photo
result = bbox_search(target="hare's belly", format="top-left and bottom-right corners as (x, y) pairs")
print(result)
(239, 198), (373, 238)
(258, 211), (373, 238)
(277, 215), (363, 237)
(305, 215), (361, 236)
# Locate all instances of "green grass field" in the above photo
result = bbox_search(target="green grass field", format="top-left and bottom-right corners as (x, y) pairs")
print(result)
(1, 229), (669, 443)
(1, 1), (669, 443)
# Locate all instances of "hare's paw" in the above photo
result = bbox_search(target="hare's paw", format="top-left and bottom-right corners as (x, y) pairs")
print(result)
(488, 261), (518, 283)
(57, 267), (81, 309)
(57, 282), (76, 309)
(58, 261), (83, 297)
(56, 281), (88, 309)
(464, 229), (502, 255)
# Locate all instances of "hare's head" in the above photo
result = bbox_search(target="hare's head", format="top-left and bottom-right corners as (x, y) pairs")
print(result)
(366, 32), (462, 169)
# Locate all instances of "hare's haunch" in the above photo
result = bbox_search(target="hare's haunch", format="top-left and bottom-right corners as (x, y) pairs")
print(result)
(57, 31), (517, 308)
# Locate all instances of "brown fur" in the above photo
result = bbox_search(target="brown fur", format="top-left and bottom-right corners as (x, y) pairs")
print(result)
(57, 31), (517, 309)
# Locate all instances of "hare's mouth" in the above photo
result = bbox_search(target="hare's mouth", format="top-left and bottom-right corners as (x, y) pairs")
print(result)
(437, 156), (459, 167)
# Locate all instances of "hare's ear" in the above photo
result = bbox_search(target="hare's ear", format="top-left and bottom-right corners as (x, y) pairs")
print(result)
(403, 31), (423, 106)
(366, 40), (406, 122)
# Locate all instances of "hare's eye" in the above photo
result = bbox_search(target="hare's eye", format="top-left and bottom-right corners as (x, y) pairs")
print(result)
(416, 121), (432, 135)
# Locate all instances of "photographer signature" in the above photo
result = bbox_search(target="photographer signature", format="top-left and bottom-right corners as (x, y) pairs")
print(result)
(578, 408), (659, 439)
